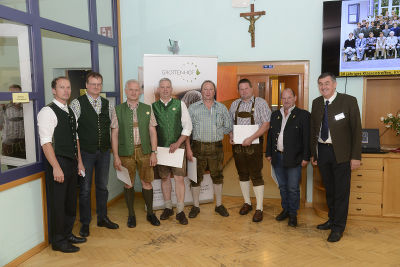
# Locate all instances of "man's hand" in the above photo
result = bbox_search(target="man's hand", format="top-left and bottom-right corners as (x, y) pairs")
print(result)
(311, 156), (318, 166)
(150, 153), (157, 166)
(266, 156), (272, 161)
(113, 156), (122, 171)
(186, 148), (194, 162)
(351, 159), (361, 170)
(77, 160), (85, 176)
(53, 166), (64, 183)
(169, 142), (179, 153)
(242, 137), (253, 147)
(301, 160), (309, 167)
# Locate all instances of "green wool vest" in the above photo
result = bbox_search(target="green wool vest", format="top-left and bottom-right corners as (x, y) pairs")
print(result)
(115, 102), (151, 156)
(77, 95), (111, 153)
(152, 98), (182, 147)
(48, 102), (77, 159)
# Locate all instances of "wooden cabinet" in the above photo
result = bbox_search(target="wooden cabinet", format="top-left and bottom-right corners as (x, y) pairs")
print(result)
(313, 153), (400, 219)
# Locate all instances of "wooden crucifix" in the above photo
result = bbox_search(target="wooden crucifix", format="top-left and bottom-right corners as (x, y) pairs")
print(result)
(240, 4), (266, 48)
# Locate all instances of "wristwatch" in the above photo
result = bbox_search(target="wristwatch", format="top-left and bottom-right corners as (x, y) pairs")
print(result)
(151, 150), (158, 154)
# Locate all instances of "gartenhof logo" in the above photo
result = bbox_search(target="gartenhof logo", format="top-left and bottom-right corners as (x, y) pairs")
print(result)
(161, 62), (201, 83)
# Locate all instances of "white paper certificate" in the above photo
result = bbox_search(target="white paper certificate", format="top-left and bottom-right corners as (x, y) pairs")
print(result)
(156, 147), (185, 168)
(187, 157), (197, 183)
(233, 125), (259, 144)
(116, 166), (132, 187)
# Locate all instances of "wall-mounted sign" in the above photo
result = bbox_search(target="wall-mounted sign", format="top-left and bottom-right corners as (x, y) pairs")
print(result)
(263, 65), (274, 69)
(12, 93), (29, 103)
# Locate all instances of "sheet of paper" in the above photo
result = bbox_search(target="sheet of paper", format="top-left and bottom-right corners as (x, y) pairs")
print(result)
(156, 147), (184, 168)
(233, 125), (259, 144)
(116, 166), (132, 187)
(270, 165), (278, 187)
(187, 157), (197, 183)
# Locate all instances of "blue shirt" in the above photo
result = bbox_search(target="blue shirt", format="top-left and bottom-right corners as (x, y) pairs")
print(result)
(189, 100), (232, 142)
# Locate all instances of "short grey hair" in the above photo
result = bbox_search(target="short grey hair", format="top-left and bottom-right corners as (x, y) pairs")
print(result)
(125, 79), (140, 88)
(358, 33), (364, 38)
(158, 77), (172, 87)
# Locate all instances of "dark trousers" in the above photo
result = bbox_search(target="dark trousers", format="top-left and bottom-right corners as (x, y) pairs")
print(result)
(233, 140), (264, 186)
(45, 156), (77, 246)
(79, 150), (110, 225)
(273, 152), (301, 216)
(317, 143), (351, 233)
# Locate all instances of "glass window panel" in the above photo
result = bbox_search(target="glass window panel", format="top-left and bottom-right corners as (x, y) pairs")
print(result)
(393, 0), (400, 6)
(382, 0), (389, 7)
(97, 0), (113, 38)
(0, 0), (26, 12)
(38, 0), (89, 30)
(41, 30), (91, 104)
(0, 100), (36, 172)
(98, 44), (115, 92)
(0, 19), (32, 92)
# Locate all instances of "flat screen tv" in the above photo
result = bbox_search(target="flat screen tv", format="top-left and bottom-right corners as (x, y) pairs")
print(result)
(322, 0), (400, 77)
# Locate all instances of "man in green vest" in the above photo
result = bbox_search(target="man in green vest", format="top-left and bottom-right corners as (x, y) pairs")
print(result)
(152, 78), (192, 225)
(70, 72), (119, 238)
(111, 79), (160, 227)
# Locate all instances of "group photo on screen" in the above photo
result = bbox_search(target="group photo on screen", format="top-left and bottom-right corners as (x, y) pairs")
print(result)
(340, 0), (400, 74)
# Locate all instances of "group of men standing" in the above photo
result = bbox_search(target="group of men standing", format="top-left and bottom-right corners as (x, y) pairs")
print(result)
(38, 71), (361, 253)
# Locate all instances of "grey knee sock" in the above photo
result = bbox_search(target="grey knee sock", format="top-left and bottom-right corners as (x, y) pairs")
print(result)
(213, 183), (223, 207)
(176, 202), (184, 213)
(164, 200), (172, 209)
(191, 186), (200, 207)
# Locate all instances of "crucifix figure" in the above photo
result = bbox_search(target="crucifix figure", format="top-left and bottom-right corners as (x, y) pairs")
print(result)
(240, 4), (266, 47)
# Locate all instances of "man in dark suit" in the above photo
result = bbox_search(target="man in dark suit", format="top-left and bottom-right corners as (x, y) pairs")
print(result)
(266, 88), (310, 227)
(310, 72), (362, 242)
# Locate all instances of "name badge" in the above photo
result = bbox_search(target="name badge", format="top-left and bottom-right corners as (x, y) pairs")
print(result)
(335, 113), (345, 121)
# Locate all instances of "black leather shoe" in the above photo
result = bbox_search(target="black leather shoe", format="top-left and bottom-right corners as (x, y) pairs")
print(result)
(215, 205), (229, 217)
(52, 243), (80, 253)
(239, 203), (253, 215)
(252, 210), (263, 222)
(147, 213), (160, 226)
(327, 231), (343, 242)
(160, 208), (174, 220)
(188, 206), (200, 218)
(127, 216), (136, 228)
(97, 217), (119, 229)
(176, 211), (188, 225)
(288, 215), (297, 227)
(317, 220), (333, 230)
(68, 234), (87, 244)
(275, 209), (289, 221)
(79, 224), (89, 237)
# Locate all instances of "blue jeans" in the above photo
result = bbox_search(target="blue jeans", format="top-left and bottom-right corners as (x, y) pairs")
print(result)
(79, 150), (110, 225)
(273, 153), (302, 216)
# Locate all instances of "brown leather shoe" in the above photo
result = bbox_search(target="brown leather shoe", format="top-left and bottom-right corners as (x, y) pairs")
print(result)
(176, 211), (188, 225)
(239, 203), (253, 215)
(160, 208), (174, 220)
(252, 210), (263, 222)
(189, 206), (200, 218)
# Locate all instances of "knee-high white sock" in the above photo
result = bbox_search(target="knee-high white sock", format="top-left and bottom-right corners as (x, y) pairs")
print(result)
(239, 181), (251, 205)
(213, 184), (223, 207)
(191, 186), (200, 207)
(176, 202), (184, 213)
(253, 185), (264, 211)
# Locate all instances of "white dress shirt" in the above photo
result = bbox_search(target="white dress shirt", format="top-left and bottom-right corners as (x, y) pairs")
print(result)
(160, 98), (192, 136)
(277, 105), (295, 152)
(37, 99), (78, 146)
(318, 91), (337, 144)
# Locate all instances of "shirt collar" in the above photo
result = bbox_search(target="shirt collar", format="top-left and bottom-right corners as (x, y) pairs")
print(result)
(200, 99), (216, 107)
(127, 101), (139, 109)
(280, 105), (295, 117)
(53, 99), (69, 111)
(241, 96), (255, 103)
(86, 93), (100, 102)
(160, 98), (172, 106)
(324, 91), (337, 104)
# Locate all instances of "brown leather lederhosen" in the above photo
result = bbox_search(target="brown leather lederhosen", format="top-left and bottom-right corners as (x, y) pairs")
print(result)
(233, 98), (264, 186)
